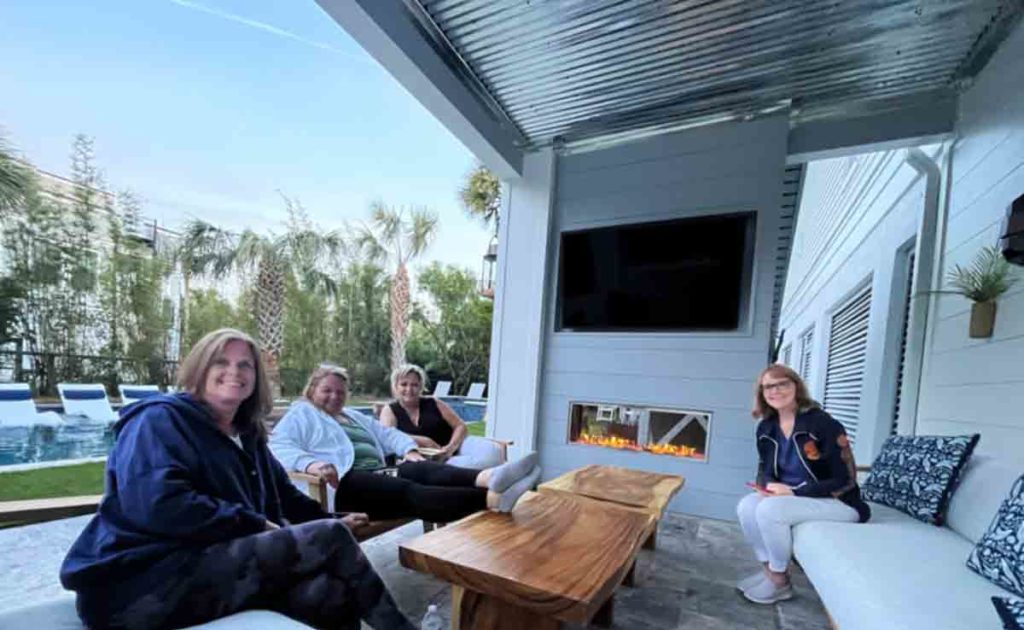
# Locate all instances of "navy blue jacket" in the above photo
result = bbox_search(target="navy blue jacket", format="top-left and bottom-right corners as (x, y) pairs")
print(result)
(60, 393), (326, 594)
(755, 407), (871, 522)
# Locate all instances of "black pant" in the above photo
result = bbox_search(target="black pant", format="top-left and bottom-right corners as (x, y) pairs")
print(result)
(334, 461), (487, 523)
(85, 520), (414, 630)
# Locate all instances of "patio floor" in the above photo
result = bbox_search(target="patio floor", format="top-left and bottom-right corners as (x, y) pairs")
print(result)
(0, 512), (831, 629)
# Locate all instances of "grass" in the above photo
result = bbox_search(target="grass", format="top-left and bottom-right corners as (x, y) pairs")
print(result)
(0, 462), (106, 502)
(467, 421), (486, 437)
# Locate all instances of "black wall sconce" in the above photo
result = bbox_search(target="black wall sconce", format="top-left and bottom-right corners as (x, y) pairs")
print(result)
(1001, 192), (1024, 265)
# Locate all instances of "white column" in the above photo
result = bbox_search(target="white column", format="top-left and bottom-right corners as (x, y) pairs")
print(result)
(485, 149), (556, 456)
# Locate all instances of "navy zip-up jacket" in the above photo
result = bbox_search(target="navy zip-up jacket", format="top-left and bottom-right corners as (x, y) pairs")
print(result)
(755, 406), (871, 522)
(60, 393), (326, 595)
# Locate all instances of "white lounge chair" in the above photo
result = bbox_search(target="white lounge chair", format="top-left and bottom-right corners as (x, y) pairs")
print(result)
(0, 384), (62, 427)
(118, 384), (162, 406)
(58, 383), (117, 423)
(432, 380), (452, 397)
(465, 382), (486, 399)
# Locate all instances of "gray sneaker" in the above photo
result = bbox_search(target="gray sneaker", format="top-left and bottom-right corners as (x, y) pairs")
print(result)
(742, 576), (793, 604)
(736, 570), (767, 593)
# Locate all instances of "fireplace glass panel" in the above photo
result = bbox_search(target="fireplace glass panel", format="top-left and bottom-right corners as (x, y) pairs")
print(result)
(568, 402), (709, 460)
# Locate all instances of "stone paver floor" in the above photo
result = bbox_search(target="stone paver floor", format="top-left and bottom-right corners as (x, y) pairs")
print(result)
(0, 512), (830, 629)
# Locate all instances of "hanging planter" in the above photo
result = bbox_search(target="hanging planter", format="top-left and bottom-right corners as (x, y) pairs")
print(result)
(945, 246), (1017, 339)
(969, 300), (997, 338)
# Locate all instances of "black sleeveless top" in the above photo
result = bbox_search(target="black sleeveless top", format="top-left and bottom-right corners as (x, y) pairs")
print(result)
(389, 397), (453, 446)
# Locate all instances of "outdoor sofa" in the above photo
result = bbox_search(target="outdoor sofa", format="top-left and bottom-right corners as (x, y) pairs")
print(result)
(793, 452), (1021, 630)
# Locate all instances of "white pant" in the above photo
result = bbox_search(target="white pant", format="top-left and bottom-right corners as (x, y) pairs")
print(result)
(445, 436), (505, 470)
(736, 493), (858, 572)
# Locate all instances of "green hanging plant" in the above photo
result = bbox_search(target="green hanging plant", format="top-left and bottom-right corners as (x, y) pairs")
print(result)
(945, 246), (1017, 303)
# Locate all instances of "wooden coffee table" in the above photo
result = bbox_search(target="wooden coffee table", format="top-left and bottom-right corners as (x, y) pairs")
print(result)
(399, 491), (654, 629)
(538, 464), (684, 550)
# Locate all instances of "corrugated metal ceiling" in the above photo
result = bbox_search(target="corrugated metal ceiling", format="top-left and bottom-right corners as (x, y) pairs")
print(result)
(411, 0), (1023, 151)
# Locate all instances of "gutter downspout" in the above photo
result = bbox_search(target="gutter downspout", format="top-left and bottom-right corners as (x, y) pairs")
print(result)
(899, 147), (948, 436)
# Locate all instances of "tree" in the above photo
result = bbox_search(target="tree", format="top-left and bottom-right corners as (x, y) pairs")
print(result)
(175, 199), (346, 395)
(410, 263), (492, 393)
(0, 135), (31, 215)
(459, 164), (501, 233)
(356, 201), (438, 370)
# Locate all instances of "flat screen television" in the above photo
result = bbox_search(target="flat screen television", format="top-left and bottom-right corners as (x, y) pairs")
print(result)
(557, 212), (756, 331)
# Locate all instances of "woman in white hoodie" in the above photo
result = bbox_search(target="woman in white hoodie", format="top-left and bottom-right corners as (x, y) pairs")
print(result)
(269, 364), (540, 522)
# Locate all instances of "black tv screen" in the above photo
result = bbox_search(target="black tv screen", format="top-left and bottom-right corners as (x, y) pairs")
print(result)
(557, 212), (756, 331)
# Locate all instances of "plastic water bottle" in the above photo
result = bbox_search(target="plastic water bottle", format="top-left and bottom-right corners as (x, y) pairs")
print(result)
(420, 604), (443, 630)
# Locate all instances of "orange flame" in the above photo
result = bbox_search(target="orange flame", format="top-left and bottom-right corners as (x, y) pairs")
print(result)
(575, 433), (704, 459)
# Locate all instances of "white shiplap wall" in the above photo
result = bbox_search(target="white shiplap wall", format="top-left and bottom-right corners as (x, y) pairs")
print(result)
(916, 22), (1024, 465)
(536, 117), (790, 520)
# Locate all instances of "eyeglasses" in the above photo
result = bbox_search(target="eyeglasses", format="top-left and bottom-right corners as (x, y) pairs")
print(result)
(761, 380), (794, 393)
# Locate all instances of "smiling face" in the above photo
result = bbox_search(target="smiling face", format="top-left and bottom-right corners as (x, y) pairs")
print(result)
(760, 373), (797, 413)
(201, 339), (256, 420)
(394, 373), (422, 406)
(311, 374), (348, 416)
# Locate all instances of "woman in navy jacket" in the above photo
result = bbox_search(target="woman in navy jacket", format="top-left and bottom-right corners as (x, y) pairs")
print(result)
(60, 328), (415, 630)
(736, 364), (870, 605)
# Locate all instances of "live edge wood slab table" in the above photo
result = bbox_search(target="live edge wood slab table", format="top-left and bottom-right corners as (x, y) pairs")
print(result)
(399, 490), (655, 630)
(538, 464), (685, 551)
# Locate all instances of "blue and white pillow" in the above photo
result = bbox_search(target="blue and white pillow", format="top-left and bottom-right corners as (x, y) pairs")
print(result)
(969, 474), (1024, 597)
(993, 597), (1024, 630)
(861, 434), (979, 525)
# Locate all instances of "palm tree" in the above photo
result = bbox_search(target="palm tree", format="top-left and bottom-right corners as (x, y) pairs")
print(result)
(356, 201), (438, 370)
(0, 135), (31, 216)
(176, 199), (346, 395)
(459, 164), (501, 234)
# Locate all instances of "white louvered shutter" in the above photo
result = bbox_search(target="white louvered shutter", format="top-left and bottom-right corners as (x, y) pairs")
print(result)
(798, 329), (814, 382)
(823, 285), (872, 442)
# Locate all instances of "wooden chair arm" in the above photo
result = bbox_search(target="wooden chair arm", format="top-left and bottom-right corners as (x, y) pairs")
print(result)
(0, 495), (102, 526)
(856, 465), (872, 473)
(287, 470), (329, 510)
(477, 437), (514, 463)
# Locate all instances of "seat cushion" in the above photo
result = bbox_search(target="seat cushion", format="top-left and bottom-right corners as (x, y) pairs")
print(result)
(861, 434), (979, 525)
(993, 597), (1024, 630)
(0, 594), (314, 629)
(967, 473), (1024, 597)
(793, 502), (1011, 630)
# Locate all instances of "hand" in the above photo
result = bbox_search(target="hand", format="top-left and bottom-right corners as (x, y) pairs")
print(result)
(403, 450), (426, 462)
(340, 512), (369, 529)
(306, 461), (340, 488)
(264, 519), (281, 531)
(765, 482), (794, 496)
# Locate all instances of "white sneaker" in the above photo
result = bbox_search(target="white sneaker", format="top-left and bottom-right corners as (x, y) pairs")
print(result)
(736, 570), (767, 593)
(742, 577), (793, 604)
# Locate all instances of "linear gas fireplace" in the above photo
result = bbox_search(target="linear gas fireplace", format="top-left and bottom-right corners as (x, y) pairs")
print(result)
(567, 402), (709, 461)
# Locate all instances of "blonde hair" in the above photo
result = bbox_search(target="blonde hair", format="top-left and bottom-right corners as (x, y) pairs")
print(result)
(751, 364), (818, 419)
(303, 364), (350, 404)
(176, 328), (271, 439)
(390, 364), (428, 394)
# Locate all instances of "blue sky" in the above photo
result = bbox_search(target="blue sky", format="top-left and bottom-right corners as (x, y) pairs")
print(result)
(0, 0), (491, 273)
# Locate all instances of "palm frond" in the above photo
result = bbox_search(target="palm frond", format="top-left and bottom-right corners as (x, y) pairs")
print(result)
(945, 246), (1018, 302)
(405, 207), (439, 261)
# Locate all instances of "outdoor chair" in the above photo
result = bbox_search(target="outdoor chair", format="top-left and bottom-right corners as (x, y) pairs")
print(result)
(0, 384), (62, 427)
(57, 384), (117, 423)
(432, 380), (452, 397)
(117, 384), (161, 407)
(465, 382), (486, 399)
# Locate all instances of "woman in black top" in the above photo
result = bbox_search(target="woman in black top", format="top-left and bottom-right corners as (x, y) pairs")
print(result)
(380, 364), (502, 468)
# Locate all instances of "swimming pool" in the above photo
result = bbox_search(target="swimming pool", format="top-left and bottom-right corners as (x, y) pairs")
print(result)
(0, 398), (487, 466)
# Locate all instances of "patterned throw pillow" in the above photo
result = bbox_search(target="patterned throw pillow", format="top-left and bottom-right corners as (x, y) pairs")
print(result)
(968, 474), (1024, 597)
(861, 434), (979, 525)
(993, 597), (1024, 630)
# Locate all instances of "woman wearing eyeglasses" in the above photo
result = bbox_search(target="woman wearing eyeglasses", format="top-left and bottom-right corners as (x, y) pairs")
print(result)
(736, 364), (870, 605)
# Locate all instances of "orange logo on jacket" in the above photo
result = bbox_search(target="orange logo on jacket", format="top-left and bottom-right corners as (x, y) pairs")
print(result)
(802, 441), (821, 460)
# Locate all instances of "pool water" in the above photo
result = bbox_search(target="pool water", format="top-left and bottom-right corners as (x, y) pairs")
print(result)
(0, 398), (487, 466)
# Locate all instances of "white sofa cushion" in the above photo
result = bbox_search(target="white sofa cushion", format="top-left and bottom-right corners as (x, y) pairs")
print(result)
(946, 454), (1022, 543)
(0, 593), (314, 629)
(794, 502), (1011, 630)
